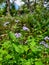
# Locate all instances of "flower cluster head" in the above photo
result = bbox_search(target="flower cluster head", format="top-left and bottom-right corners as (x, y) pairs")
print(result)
(3, 22), (9, 26)
(23, 26), (29, 31)
(15, 33), (21, 38)
(44, 36), (49, 40)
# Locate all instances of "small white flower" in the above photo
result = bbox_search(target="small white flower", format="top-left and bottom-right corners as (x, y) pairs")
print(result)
(15, 33), (21, 38)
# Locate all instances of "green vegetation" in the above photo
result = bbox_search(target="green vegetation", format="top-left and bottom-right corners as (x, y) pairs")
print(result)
(0, 0), (49, 65)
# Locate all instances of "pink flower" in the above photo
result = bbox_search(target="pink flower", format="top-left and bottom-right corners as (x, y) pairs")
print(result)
(15, 33), (21, 38)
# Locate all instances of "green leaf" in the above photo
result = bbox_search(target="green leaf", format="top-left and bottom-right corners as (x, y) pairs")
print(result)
(13, 44), (24, 54)
(35, 61), (44, 65)
(2, 41), (11, 48)
(5, 54), (12, 60)
(0, 64), (2, 65)
(28, 58), (34, 64)
(13, 44), (20, 53)
(25, 61), (31, 65)
(28, 37), (36, 47)
(29, 38), (36, 52)
(0, 58), (2, 61)
(30, 38), (36, 47)
(8, 31), (16, 42)
(23, 45), (29, 52)
(31, 47), (38, 52)
(18, 45), (24, 53)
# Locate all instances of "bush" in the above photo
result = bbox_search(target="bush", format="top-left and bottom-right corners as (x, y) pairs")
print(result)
(0, 7), (49, 65)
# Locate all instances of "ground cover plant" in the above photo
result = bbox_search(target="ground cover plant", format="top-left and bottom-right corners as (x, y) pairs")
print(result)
(0, 0), (49, 65)
(0, 31), (49, 65)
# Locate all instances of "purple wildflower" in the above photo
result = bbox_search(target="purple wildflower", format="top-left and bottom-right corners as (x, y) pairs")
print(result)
(43, 44), (49, 48)
(23, 26), (29, 31)
(3, 22), (9, 26)
(40, 41), (49, 48)
(40, 41), (46, 45)
(15, 33), (21, 38)
(44, 36), (49, 40)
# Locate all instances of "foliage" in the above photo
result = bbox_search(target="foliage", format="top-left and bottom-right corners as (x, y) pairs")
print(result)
(0, 31), (48, 65)
(0, 0), (5, 3)
(0, 1), (49, 65)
